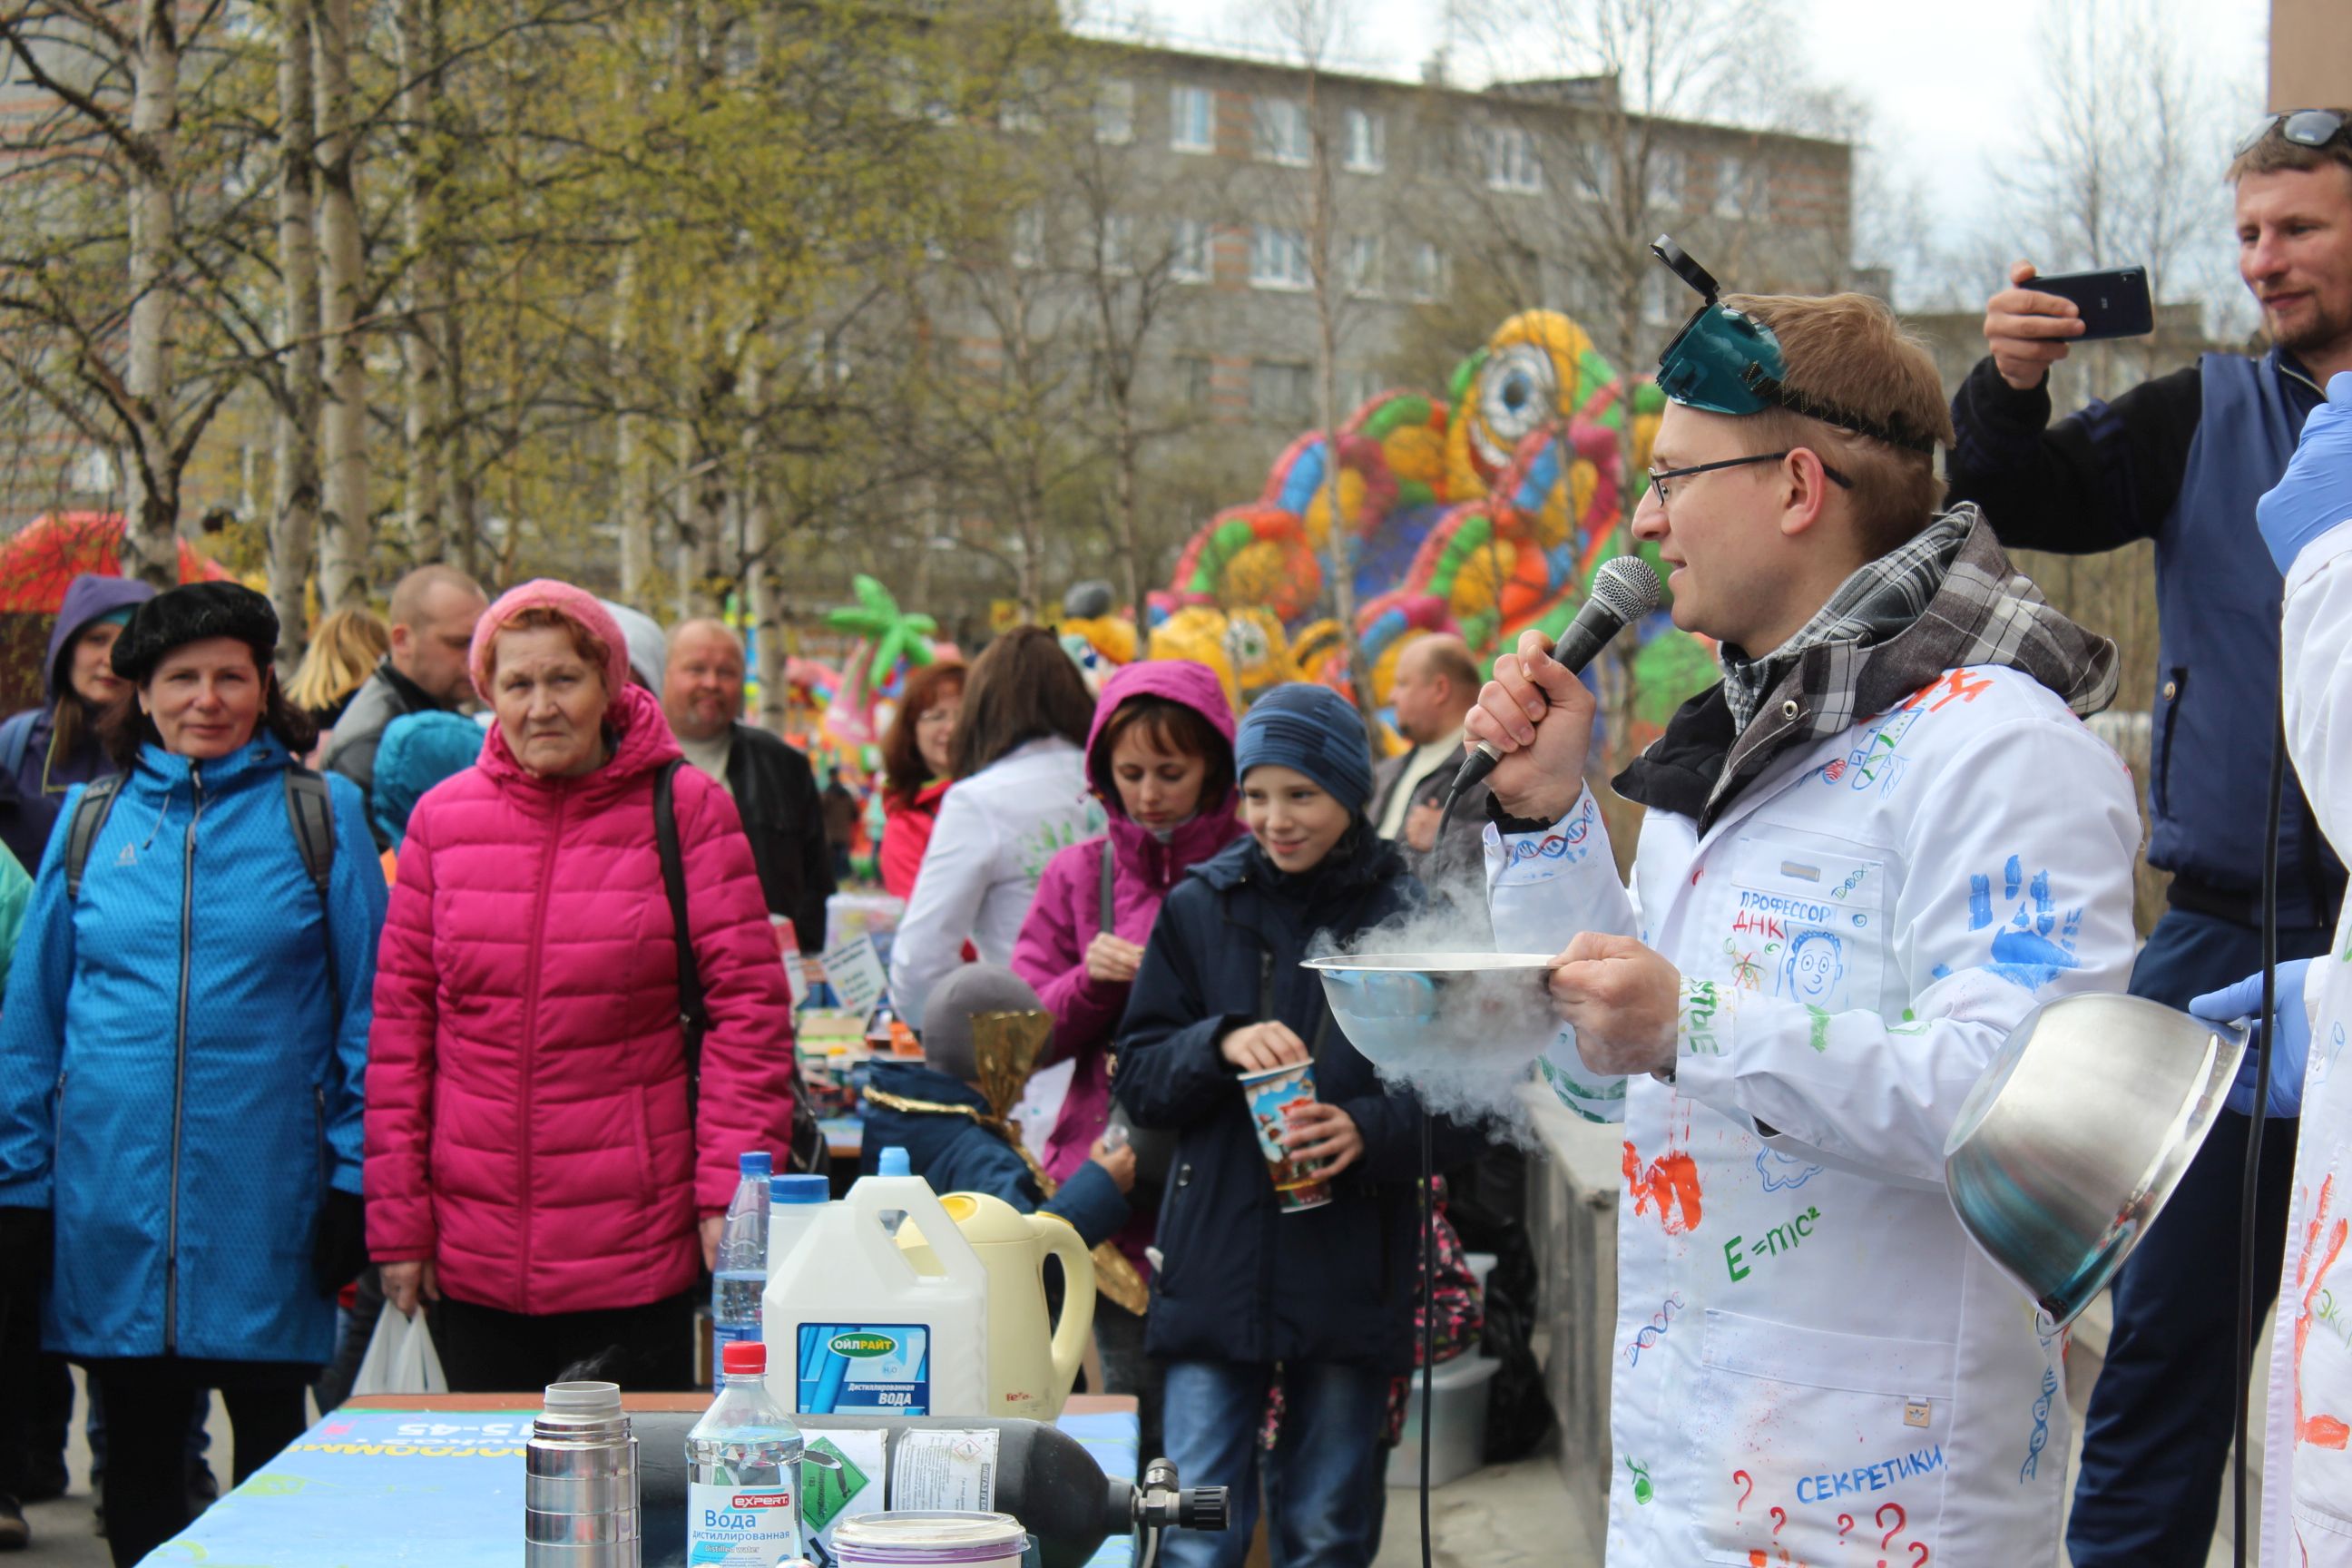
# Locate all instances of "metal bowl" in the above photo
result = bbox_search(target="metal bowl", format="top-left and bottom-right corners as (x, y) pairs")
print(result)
(1301, 953), (1558, 1073)
(1944, 992), (2244, 1331)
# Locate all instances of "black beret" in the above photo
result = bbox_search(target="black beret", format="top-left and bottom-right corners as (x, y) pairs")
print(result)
(111, 582), (280, 683)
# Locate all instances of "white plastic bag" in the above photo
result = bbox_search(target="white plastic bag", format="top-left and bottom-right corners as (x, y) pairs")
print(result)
(349, 1307), (447, 1397)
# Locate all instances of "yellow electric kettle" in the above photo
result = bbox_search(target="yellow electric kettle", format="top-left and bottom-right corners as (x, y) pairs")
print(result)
(897, 1191), (1097, 1418)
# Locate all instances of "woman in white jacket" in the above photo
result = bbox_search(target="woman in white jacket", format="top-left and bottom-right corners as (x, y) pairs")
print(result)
(888, 627), (1100, 1030)
(1468, 290), (2141, 1567)
(2190, 369), (2352, 1567)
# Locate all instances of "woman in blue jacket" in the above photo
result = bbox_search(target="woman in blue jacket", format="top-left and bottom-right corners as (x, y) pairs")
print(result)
(0, 583), (386, 1567)
(1112, 682), (1484, 1568)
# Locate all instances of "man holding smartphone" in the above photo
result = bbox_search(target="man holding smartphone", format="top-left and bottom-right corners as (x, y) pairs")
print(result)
(1945, 107), (2352, 1566)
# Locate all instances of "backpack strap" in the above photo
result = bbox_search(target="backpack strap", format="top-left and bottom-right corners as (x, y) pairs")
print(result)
(0, 711), (34, 785)
(654, 760), (710, 1073)
(63, 774), (124, 899)
(1097, 839), (1116, 936)
(282, 766), (336, 899)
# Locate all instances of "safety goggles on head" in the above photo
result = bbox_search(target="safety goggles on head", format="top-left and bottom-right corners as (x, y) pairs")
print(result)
(2236, 108), (2348, 159)
(1649, 236), (1936, 455)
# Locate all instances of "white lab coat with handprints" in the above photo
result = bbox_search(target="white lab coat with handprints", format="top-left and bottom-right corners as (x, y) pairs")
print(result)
(2262, 516), (2352, 1568)
(1487, 662), (2139, 1568)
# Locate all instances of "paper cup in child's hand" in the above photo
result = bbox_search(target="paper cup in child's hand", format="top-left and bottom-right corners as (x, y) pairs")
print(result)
(1238, 1062), (1333, 1212)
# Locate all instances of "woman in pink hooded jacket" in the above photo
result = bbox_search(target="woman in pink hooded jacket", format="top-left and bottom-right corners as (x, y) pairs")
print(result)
(366, 583), (797, 1391)
(1011, 659), (1241, 1441)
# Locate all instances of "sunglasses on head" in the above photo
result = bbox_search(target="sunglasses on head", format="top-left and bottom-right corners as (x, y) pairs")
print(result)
(2237, 108), (2348, 159)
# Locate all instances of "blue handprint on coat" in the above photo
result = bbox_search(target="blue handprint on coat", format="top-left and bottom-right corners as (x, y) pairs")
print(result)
(1968, 855), (2083, 991)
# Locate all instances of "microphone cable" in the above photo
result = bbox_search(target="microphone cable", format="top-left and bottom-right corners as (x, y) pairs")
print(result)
(2232, 703), (2285, 1568)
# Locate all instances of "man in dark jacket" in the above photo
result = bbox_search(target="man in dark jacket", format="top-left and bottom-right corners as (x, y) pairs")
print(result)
(320, 564), (485, 848)
(662, 619), (835, 955)
(1368, 633), (1491, 940)
(1944, 111), (2352, 1566)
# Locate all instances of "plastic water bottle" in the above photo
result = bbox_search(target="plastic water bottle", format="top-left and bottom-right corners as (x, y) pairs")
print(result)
(767, 1174), (828, 1276)
(876, 1146), (911, 1237)
(712, 1152), (771, 1393)
(685, 1340), (804, 1566)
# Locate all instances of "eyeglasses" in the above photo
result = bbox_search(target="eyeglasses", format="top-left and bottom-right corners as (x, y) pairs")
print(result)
(1647, 451), (1854, 505)
(2237, 109), (2348, 158)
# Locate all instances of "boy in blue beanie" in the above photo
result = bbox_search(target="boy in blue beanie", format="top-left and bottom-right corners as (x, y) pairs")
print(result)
(1112, 681), (1485, 1568)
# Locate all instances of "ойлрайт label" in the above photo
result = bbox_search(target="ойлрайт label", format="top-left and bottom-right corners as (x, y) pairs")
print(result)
(796, 1324), (930, 1416)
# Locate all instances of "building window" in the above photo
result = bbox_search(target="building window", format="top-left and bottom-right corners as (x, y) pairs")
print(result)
(1175, 355), (1214, 407)
(1171, 84), (1214, 152)
(1251, 360), (1315, 420)
(1483, 124), (1542, 193)
(1645, 148), (1686, 211)
(1343, 234), (1381, 297)
(1573, 141), (1612, 203)
(1344, 108), (1385, 172)
(1250, 226), (1312, 290)
(1095, 78), (1135, 144)
(1642, 270), (1673, 326)
(1715, 154), (1767, 219)
(1345, 368), (1387, 411)
(1011, 206), (1045, 270)
(1253, 96), (1312, 166)
(1410, 240), (1448, 303)
(1171, 219), (1211, 283)
(1095, 212), (1134, 275)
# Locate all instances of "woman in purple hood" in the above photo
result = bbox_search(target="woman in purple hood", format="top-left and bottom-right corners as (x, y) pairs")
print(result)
(1012, 658), (1243, 1444)
(0, 574), (156, 799)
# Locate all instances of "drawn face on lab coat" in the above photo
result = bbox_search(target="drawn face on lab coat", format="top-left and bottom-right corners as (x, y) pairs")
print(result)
(1779, 929), (1846, 1006)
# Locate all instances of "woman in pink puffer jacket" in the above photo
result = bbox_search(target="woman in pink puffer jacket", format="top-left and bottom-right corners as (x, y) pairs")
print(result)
(366, 582), (797, 1391)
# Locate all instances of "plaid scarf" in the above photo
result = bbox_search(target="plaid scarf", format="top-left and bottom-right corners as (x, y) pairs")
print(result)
(1720, 514), (1970, 734)
(1614, 505), (2120, 830)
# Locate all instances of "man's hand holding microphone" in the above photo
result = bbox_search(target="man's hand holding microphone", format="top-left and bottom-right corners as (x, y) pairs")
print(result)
(1465, 590), (1683, 1081)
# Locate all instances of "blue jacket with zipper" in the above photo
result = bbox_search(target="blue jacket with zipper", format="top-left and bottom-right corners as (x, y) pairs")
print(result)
(1112, 828), (1485, 1372)
(0, 733), (385, 1364)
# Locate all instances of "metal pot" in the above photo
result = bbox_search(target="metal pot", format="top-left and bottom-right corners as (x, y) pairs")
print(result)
(1301, 953), (1558, 1073)
(1943, 992), (2244, 1331)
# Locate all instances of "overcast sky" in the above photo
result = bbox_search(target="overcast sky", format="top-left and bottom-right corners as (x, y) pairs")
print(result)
(1095, 0), (2277, 312)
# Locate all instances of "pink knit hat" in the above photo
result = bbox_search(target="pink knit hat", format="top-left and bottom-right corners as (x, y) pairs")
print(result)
(468, 579), (632, 702)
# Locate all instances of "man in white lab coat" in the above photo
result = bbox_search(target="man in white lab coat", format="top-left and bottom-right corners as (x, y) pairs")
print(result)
(2189, 371), (2352, 1566)
(1468, 284), (2142, 1565)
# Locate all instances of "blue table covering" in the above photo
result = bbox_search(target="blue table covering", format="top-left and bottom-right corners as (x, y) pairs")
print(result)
(152, 1406), (1138, 1568)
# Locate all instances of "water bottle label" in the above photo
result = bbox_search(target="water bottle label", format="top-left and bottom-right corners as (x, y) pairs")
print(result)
(687, 1480), (801, 1565)
(794, 1323), (930, 1415)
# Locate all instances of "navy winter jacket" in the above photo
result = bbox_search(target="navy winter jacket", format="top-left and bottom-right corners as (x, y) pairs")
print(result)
(1112, 829), (1485, 1371)
(858, 1061), (1130, 1248)
(0, 734), (386, 1364)
(1948, 348), (2343, 926)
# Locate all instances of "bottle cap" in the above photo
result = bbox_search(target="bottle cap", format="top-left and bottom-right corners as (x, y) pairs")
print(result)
(878, 1147), (911, 1177)
(770, 1173), (829, 1204)
(721, 1340), (767, 1376)
(740, 1151), (773, 1178)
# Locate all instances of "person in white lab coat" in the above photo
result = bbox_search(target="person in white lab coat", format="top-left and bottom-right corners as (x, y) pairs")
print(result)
(2187, 370), (2352, 1566)
(1467, 285), (2142, 1566)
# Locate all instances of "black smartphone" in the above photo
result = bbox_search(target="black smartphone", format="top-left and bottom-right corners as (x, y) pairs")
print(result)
(2030, 266), (2154, 340)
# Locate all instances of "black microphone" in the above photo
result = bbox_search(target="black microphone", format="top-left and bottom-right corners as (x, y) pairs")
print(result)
(1445, 555), (1663, 801)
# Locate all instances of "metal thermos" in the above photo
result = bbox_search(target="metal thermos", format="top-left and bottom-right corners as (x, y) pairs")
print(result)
(524, 1380), (642, 1567)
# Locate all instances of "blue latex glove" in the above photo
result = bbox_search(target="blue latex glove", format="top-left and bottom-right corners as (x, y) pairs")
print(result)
(2258, 370), (2352, 573)
(2189, 958), (2314, 1119)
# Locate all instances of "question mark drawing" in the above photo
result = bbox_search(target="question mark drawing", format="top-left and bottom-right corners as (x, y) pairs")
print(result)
(1907, 1545), (1931, 1568)
(1732, 1469), (1754, 1513)
(1876, 1501), (1908, 1562)
(1769, 1506), (1787, 1536)
(1838, 1514), (1855, 1544)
